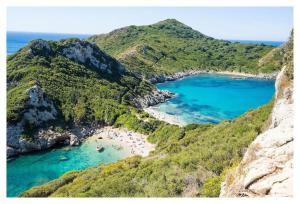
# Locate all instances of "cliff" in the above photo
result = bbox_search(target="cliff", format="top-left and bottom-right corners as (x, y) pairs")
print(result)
(220, 31), (293, 197)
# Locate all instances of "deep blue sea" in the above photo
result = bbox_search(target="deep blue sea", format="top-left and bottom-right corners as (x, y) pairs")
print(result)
(155, 74), (275, 124)
(7, 31), (91, 55)
(7, 32), (283, 55)
(7, 31), (275, 197)
(229, 39), (284, 46)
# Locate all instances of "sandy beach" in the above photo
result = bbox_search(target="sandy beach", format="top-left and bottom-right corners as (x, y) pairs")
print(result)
(87, 126), (155, 157)
(144, 107), (186, 127)
(211, 70), (277, 79)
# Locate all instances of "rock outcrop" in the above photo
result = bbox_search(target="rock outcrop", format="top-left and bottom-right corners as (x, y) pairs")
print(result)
(149, 70), (207, 83)
(220, 32), (293, 197)
(132, 89), (175, 109)
(6, 84), (96, 158)
(27, 39), (125, 75)
(61, 39), (125, 74)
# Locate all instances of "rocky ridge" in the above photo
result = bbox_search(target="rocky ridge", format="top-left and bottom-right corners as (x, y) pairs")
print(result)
(28, 39), (125, 75)
(220, 36), (293, 197)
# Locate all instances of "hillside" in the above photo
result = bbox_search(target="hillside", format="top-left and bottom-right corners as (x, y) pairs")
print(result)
(7, 38), (170, 157)
(88, 19), (282, 79)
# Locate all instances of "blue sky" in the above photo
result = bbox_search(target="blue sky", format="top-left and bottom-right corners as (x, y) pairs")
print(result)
(7, 7), (293, 41)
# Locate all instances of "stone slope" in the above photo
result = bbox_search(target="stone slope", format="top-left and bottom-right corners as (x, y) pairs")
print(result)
(220, 32), (293, 197)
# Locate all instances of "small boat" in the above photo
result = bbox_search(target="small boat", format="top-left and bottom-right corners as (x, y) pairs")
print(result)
(59, 156), (69, 161)
(96, 145), (104, 152)
(98, 136), (103, 139)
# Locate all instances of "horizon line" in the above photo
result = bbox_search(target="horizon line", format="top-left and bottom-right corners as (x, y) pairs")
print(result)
(7, 30), (286, 43)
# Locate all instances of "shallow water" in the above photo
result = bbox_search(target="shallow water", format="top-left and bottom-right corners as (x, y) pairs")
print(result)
(155, 74), (275, 124)
(7, 139), (130, 197)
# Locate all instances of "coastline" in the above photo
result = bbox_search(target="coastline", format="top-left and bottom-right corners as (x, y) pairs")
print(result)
(144, 107), (186, 127)
(88, 126), (155, 157)
(149, 69), (277, 84)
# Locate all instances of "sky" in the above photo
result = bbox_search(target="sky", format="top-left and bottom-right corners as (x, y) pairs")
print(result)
(7, 7), (293, 41)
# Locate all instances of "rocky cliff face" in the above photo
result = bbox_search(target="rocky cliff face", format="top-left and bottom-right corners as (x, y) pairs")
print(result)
(6, 84), (94, 158)
(220, 33), (293, 197)
(133, 89), (175, 109)
(28, 39), (125, 75)
(60, 39), (125, 74)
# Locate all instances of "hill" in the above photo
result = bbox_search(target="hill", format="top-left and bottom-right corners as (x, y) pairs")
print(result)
(88, 19), (282, 79)
(7, 38), (168, 157)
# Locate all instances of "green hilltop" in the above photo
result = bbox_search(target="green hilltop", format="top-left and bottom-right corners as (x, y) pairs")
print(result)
(88, 19), (282, 78)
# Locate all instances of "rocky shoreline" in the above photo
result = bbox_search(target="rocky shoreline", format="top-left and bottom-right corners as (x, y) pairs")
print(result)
(7, 124), (100, 158)
(132, 89), (175, 109)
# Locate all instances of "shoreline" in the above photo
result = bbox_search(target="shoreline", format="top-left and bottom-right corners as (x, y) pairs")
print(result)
(149, 70), (277, 84)
(87, 126), (155, 157)
(144, 107), (186, 127)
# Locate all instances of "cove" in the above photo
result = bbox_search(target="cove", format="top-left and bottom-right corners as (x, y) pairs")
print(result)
(153, 74), (275, 124)
(7, 138), (131, 197)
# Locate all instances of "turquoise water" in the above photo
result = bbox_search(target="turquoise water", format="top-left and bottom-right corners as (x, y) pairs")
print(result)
(155, 74), (275, 124)
(7, 139), (130, 197)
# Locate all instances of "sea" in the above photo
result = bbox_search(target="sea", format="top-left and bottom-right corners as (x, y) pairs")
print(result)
(6, 31), (276, 197)
(7, 31), (91, 55)
(7, 31), (284, 55)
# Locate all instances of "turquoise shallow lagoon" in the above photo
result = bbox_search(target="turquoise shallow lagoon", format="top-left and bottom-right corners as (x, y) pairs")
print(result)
(7, 139), (130, 197)
(155, 74), (275, 124)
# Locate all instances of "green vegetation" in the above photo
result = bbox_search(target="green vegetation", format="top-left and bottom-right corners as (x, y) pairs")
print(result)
(89, 19), (281, 78)
(284, 30), (294, 80)
(7, 39), (154, 128)
(21, 101), (274, 197)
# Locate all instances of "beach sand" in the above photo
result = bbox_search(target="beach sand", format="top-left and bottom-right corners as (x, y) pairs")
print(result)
(144, 107), (186, 127)
(87, 126), (155, 157)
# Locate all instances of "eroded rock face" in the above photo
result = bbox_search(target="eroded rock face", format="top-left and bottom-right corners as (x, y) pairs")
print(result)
(27, 40), (52, 56)
(24, 85), (58, 126)
(132, 89), (175, 109)
(220, 66), (293, 197)
(7, 84), (64, 157)
(61, 40), (125, 74)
